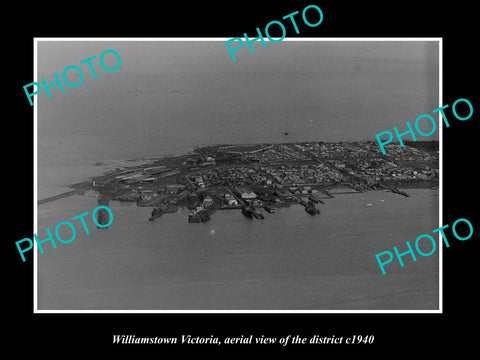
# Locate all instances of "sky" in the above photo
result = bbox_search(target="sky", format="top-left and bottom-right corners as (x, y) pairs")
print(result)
(36, 40), (439, 164)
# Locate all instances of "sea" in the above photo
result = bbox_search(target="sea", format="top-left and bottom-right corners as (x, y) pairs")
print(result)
(37, 164), (439, 310)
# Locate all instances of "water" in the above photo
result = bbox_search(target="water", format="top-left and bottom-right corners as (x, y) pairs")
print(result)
(37, 188), (439, 310)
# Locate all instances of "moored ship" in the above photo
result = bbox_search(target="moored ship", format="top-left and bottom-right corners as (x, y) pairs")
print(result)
(305, 204), (321, 215)
(242, 206), (254, 218)
(264, 205), (275, 213)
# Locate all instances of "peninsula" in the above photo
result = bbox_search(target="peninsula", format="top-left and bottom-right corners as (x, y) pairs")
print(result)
(40, 141), (439, 222)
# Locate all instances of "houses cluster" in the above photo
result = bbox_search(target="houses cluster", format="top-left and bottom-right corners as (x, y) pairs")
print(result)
(265, 164), (343, 185)
(379, 142), (438, 162)
(190, 161), (344, 191)
(257, 144), (312, 163)
(192, 166), (273, 187)
(187, 141), (439, 192)
(293, 141), (439, 183)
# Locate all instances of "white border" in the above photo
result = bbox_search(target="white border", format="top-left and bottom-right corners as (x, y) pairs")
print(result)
(33, 39), (38, 312)
(34, 37), (443, 314)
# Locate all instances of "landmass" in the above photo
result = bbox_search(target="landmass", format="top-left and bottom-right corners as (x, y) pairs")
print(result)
(40, 141), (439, 222)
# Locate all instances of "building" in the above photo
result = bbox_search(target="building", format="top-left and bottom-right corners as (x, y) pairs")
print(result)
(224, 193), (238, 205)
(202, 156), (216, 166)
(235, 186), (257, 199)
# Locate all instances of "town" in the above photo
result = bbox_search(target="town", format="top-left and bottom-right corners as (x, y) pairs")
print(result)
(52, 140), (439, 223)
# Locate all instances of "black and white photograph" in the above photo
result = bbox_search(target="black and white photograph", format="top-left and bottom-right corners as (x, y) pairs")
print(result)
(6, 1), (478, 355)
(35, 39), (440, 311)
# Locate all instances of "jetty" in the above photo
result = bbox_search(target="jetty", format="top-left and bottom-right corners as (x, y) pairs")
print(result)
(378, 184), (409, 197)
(308, 195), (324, 204)
(299, 199), (321, 215)
(321, 189), (334, 198)
(38, 188), (89, 205)
(188, 204), (220, 223)
(241, 205), (264, 219)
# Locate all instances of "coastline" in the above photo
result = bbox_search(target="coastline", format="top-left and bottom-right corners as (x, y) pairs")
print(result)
(39, 141), (439, 222)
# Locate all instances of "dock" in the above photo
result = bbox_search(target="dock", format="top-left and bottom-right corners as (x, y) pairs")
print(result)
(308, 195), (324, 204)
(378, 184), (409, 197)
(321, 189), (334, 198)
(298, 199), (321, 215)
(188, 204), (220, 223)
(240, 205), (264, 219)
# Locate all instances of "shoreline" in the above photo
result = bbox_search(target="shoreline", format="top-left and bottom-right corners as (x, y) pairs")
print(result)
(39, 141), (439, 214)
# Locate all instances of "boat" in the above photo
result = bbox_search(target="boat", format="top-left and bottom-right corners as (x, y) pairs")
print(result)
(149, 207), (163, 221)
(305, 204), (321, 215)
(264, 206), (275, 213)
(188, 214), (202, 223)
(242, 206), (254, 218)
(253, 212), (264, 219)
(391, 188), (409, 197)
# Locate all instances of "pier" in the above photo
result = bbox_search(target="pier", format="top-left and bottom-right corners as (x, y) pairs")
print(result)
(251, 208), (264, 219)
(188, 204), (220, 223)
(308, 195), (324, 204)
(378, 184), (409, 197)
(298, 199), (321, 215)
(321, 189), (334, 198)
(38, 188), (90, 205)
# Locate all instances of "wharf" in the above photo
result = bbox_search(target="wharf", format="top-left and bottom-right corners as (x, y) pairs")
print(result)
(241, 205), (264, 219)
(321, 189), (334, 198)
(378, 184), (409, 197)
(298, 199), (321, 215)
(308, 195), (324, 204)
(188, 204), (220, 223)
